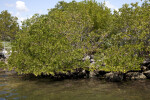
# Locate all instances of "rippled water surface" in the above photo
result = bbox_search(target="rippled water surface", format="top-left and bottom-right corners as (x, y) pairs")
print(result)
(1, 70), (150, 100)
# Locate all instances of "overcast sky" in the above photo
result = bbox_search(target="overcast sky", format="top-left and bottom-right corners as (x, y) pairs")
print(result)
(0, 0), (143, 25)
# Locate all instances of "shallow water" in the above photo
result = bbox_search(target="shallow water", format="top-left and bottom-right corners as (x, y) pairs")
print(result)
(0, 70), (150, 100)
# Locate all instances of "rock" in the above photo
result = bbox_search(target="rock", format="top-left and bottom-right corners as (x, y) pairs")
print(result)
(147, 64), (150, 69)
(141, 66), (148, 72)
(85, 70), (90, 78)
(105, 72), (124, 82)
(86, 70), (99, 78)
(89, 71), (96, 78)
(143, 70), (150, 79)
(95, 70), (110, 79)
(82, 70), (85, 73)
(126, 72), (146, 80)
(98, 71), (109, 76)
(142, 59), (150, 66)
(141, 59), (150, 69)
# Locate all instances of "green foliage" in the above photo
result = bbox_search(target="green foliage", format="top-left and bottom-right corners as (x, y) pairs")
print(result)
(94, 45), (144, 72)
(6, 0), (150, 75)
(0, 42), (3, 51)
(0, 10), (19, 41)
(0, 61), (6, 68)
(94, 0), (150, 72)
(0, 10), (18, 68)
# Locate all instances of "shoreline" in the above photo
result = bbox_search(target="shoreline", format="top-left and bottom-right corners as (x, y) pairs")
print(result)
(0, 67), (150, 82)
(1, 56), (150, 82)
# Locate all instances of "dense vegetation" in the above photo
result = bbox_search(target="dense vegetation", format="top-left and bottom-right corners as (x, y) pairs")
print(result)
(0, 10), (18, 51)
(0, 0), (149, 76)
(0, 10), (19, 67)
(0, 10), (19, 41)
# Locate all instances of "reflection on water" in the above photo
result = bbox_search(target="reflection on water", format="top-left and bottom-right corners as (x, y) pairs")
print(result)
(1, 70), (150, 100)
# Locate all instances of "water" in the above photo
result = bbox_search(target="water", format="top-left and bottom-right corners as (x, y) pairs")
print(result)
(0, 70), (150, 100)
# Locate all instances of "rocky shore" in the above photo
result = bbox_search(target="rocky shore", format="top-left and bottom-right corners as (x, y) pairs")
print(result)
(26, 56), (150, 82)
(1, 54), (150, 82)
(84, 56), (150, 82)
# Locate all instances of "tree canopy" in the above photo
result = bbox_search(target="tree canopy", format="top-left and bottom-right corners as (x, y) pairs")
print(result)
(0, 10), (19, 41)
(4, 0), (150, 76)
